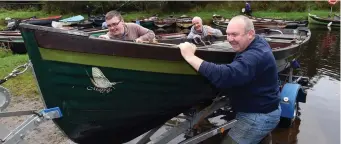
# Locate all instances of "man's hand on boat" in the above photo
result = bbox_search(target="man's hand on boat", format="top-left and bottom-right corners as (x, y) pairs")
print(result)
(98, 35), (110, 39)
(134, 38), (143, 43)
(179, 42), (203, 71)
(179, 42), (197, 59)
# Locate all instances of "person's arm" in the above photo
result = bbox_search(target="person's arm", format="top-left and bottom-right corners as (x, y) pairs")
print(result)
(198, 52), (258, 88)
(98, 32), (110, 39)
(183, 55), (204, 71)
(207, 26), (223, 37)
(135, 24), (155, 41)
(179, 42), (258, 89)
(187, 27), (196, 39)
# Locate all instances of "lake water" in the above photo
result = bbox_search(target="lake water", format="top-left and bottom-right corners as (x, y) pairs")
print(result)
(272, 25), (340, 144)
(148, 24), (340, 144)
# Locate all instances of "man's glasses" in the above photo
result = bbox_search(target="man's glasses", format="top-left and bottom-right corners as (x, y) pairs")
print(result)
(107, 19), (122, 28)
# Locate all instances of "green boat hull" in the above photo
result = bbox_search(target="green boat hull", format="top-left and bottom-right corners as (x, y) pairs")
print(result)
(19, 23), (311, 143)
(0, 37), (26, 54)
(19, 26), (217, 144)
(308, 13), (340, 27)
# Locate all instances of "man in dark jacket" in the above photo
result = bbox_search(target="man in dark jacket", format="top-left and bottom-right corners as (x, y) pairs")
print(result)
(245, 2), (252, 16)
(179, 15), (281, 144)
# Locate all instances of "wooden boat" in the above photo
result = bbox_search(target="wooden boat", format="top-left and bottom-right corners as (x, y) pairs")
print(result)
(0, 28), (104, 54)
(154, 16), (177, 28)
(176, 15), (193, 29)
(213, 14), (305, 29)
(88, 14), (105, 26)
(248, 16), (308, 29)
(212, 14), (230, 28)
(156, 32), (186, 40)
(18, 23), (311, 144)
(0, 31), (21, 36)
(132, 16), (158, 28)
(52, 20), (95, 29)
(158, 27), (311, 72)
(212, 14), (287, 29)
(308, 13), (340, 27)
(253, 20), (287, 29)
(88, 30), (186, 40)
(0, 35), (26, 54)
(152, 27), (178, 34)
(22, 15), (62, 26)
(59, 15), (85, 25)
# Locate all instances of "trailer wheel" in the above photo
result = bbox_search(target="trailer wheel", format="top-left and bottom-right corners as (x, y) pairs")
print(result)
(279, 102), (298, 128)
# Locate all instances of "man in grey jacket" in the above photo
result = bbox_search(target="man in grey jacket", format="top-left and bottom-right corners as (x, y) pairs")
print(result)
(99, 10), (155, 43)
(187, 16), (223, 40)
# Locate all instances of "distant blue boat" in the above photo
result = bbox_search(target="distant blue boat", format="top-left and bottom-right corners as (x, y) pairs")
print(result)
(59, 15), (84, 25)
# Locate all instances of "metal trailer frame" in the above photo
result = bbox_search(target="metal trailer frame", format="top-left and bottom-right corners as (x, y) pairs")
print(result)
(129, 59), (309, 144)
(131, 96), (237, 144)
(0, 107), (62, 144)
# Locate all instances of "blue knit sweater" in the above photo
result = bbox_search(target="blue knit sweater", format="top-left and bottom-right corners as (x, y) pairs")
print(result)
(198, 35), (280, 113)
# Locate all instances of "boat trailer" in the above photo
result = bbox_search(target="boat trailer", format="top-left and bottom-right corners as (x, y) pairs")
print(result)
(129, 96), (237, 144)
(125, 59), (309, 144)
(0, 62), (63, 144)
(0, 107), (62, 144)
(0, 59), (309, 144)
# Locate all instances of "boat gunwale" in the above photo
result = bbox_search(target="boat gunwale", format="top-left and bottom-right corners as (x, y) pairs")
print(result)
(19, 23), (90, 36)
(308, 13), (341, 24)
(19, 23), (311, 62)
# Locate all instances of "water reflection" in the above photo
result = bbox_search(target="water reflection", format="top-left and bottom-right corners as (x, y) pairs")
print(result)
(275, 25), (340, 144)
(272, 120), (301, 144)
(298, 25), (340, 81)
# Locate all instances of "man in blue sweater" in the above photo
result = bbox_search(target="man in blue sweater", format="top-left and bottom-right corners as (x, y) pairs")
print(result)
(179, 15), (281, 144)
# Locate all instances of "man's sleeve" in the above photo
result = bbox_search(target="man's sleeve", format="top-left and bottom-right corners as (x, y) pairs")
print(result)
(187, 27), (196, 39)
(206, 26), (223, 37)
(198, 51), (259, 88)
(135, 24), (155, 41)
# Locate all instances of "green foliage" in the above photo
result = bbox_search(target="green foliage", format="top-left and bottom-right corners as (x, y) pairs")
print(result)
(1, 1), (339, 15)
(0, 48), (12, 58)
(0, 49), (38, 98)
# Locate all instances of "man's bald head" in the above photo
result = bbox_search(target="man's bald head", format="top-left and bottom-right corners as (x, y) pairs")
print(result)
(229, 15), (254, 34)
(225, 15), (255, 52)
(192, 16), (202, 24)
(192, 16), (203, 32)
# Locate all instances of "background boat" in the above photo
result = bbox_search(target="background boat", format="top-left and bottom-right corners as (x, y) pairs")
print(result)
(248, 16), (308, 29)
(58, 15), (85, 26)
(0, 31), (21, 36)
(308, 13), (340, 27)
(132, 15), (158, 28)
(155, 32), (186, 39)
(154, 16), (177, 28)
(213, 14), (307, 29)
(176, 15), (193, 29)
(22, 15), (62, 26)
(212, 14), (229, 28)
(0, 35), (26, 54)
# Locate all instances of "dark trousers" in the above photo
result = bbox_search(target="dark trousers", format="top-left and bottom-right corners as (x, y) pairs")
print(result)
(245, 10), (252, 16)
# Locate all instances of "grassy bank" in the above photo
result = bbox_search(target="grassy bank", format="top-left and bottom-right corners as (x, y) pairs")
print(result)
(0, 8), (88, 30)
(0, 49), (38, 98)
